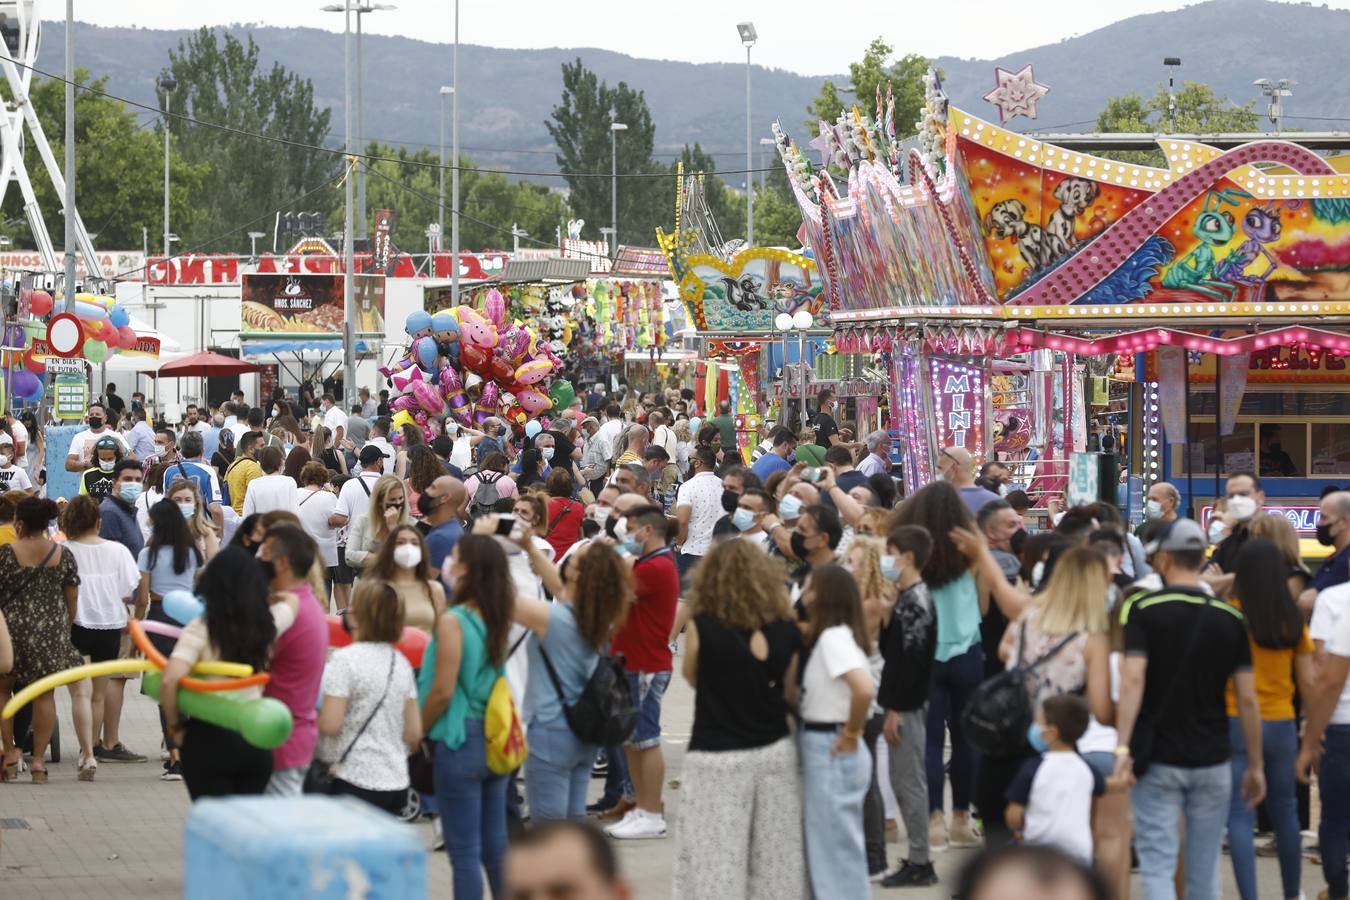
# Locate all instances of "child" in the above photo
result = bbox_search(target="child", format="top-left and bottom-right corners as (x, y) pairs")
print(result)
(1005, 694), (1122, 865)
(877, 524), (939, 888)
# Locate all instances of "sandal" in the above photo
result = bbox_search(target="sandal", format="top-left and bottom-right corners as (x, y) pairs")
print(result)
(2, 752), (26, 782)
(30, 766), (47, 784)
(78, 756), (97, 782)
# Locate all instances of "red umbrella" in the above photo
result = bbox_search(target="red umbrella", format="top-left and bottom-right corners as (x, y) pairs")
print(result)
(149, 351), (262, 378)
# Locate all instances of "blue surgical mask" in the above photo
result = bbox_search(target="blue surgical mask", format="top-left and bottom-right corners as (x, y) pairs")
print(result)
(880, 553), (902, 581)
(178, 502), (195, 519)
(284, 442), (294, 453)
(621, 534), (642, 555)
(120, 482), (143, 503)
(779, 494), (802, 520)
(1027, 722), (1050, 754)
(541, 447), (555, 461)
(1208, 519), (1227, 544)
(732, 508), (756, 532)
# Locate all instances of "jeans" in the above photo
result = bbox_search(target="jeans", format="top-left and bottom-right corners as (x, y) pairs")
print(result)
(625, 670), (671, 750)
(1227, 717), (1300, 900)
(599, 743), (633, 806)
(433, 719), (508, 900)
(1321, 725), (1350, 899)
(925, 643), (983, 812)
(800, 728), (871, 900)
(526, 714), (596, 823)
(1132, 761), (1231, 900)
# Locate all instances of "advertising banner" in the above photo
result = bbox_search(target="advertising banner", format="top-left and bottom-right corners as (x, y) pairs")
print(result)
(240, 273), (386, 338)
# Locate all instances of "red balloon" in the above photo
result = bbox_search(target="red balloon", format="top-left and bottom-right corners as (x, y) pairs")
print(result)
(28, 290), (53, 316)
(23, 347), (45, 375)
(326, 614), (430, 668)
(117, 325), (137, 349)
(460, 344), (490, 375)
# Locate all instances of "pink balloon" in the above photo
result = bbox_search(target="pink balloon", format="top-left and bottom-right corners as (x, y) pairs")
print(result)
(391, 394), (416, 412)
(439, 365), (462, 392)
(411, 381), (444, 415)
(513, 358), (552, 385)
(479, 381), (499, 411)
(139, 620), (183, 639)
(517, 387), (550, 416)
(484, 288), (506, 327)
(499, 326), (532, 364)
(117, 325), (137, 349)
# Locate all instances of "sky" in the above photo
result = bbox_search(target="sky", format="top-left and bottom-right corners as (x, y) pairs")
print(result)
(70, 0), (1350, 77)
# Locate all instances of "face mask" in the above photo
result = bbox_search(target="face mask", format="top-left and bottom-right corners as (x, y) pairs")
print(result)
(1227, 495), (1257, 521)
(1031, 560), (1046, 587)
(446, 422), (459, 435)
(0, 454), (11, 466)
(416, 492), (440, 517)
(779, 494), (802, 520)
(120, 482), (142, 503)
(721, 489), (740, 514)
(1208, 519), (1227, 544)
(88, 416), (103, 430)
(732, 508), (756, 532)
(880, 553), (902, 581)
(541, 448), (555, 461)
(1026, 722), (1050, 754)
(1145, 499), (1163, 519)
(177, 502), (195, 519)
(272, 408), (279, 417)
(284, 442), (294, 453)
(998, 483), (1009, 497)
(790, 530), (810, 560)
(613, 517), (630, 542)
(393, 544), (423, 568)
(98, 459), (115, 472)
(1317, 522), (1336, 547)
(590, 506), (611, 525)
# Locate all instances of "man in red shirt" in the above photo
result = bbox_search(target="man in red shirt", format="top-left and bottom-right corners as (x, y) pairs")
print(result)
(606, 503), (680, 840)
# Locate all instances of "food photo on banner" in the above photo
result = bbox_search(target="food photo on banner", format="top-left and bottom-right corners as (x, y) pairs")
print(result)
(240, 273), (386, 338)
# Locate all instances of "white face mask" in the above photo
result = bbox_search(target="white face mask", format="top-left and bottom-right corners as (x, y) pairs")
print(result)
(393, 544), (422, 569)
(1031, 560), (1046, 587)
(1207, 519), (1227, 544)
(1226, 495), (1258, 521)
(1145, 499), (1163, 519)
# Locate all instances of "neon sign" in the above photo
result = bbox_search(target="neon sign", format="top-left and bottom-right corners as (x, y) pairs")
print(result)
(1200, 505), (1321, 535)
(929, 358), (985, 459)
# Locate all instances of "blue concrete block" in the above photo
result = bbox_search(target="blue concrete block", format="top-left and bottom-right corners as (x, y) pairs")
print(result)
(185, 795), (425, 900)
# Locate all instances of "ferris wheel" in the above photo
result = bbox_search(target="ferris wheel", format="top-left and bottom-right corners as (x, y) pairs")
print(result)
(0, 1), (103, 278)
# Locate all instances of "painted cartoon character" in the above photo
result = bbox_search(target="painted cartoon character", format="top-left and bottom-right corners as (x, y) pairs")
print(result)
(1160, 188), (1252, 301)
(1043, 178), (1100, 262)
(985, 199), (1051, 272)
(1214, 201), (1296, 296)
(720, 274), (768, 312)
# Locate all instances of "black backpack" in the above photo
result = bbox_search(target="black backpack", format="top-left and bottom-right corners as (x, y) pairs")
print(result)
(538, 646), (636, 746)
(960, 622), (1078, 758)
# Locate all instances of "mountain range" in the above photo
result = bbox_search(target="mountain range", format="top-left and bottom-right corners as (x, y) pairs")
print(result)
(33, 0), (1350, 183)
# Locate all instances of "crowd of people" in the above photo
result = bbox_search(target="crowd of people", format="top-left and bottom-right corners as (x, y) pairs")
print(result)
(3, 377), (1350, 899)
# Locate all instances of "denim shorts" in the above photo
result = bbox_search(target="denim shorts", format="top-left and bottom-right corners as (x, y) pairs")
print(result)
(1081, 751), (1116, 781)
(625, 670), (671, 750)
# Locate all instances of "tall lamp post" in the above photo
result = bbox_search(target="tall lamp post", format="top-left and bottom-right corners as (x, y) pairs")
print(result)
(62, 0), (75, 310)
(775, 309), (814, 429)
(158, 76), (177, 260)
(450, 0), (460, 303)
(438, 85), (452, 245)
(1163, 57), (1181, 133)
(610, 118), (628, 263)
(341, 1), (356, 410)
(737, 22), (757, 247)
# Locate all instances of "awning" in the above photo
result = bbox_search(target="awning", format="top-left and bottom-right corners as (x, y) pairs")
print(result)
(496, 258), (591, 284)
(240, 338), (376, 358)
(150, 351), (263, 378)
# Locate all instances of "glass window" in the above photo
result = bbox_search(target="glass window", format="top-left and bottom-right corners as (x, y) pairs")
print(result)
(1192, 391), (1350, 417)
(1311, 423), (1350, 476)
(1182, 422), (1256, 475)
(1259, 423), (1306, 477)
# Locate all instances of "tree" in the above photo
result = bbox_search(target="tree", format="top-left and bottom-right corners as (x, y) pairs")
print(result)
(546, 59), (667, 248)
(807, 39), (933, 138)
(753, 167), (804, 249)
(1096, 81), (1260, 166)
(161, 28), (338, 251)
(461, 170), (570, 252)
(0, 70), (207, 253)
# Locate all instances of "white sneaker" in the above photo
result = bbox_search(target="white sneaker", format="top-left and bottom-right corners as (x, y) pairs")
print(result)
(602, 808), (640, 836)
(606, 809), (667, 840)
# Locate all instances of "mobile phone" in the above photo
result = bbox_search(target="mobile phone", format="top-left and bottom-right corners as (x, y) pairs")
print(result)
(494, 513), (515, 536)
(802, 467), (821, 483)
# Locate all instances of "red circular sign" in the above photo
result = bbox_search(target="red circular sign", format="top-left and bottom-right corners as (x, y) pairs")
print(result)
(46, 313), (85, 358)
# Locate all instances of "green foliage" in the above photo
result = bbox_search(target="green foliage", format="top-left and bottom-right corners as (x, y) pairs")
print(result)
(807, 39), (932, 138)
(161, 28), (338, 250)
(1095, 81), (1261, 166)
(0, 69), (207, 253)
(546, 59), (667, 248)
(753, 165), (804, 249)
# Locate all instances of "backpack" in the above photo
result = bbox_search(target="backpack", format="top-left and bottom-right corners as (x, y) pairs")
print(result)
(469, 471), (503, 519)
(960, 622), (1078, 758)
(484, 675), (528, 775)
(538, 645), (637, 746)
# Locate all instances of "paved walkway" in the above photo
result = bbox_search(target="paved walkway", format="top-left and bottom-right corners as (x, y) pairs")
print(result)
(0, 660), (1328, 898)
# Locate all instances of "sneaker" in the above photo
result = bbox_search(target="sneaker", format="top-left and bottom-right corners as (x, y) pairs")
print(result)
(160, 761), (183, 782)
(96, 742), (146, 763)
(949, 811), (982, 848)
(590, 755), (609, 779)
(605, 809), (667, 840)
(929, 810), (948, 849)
(868, 866), (888, 883)
(882, 861), (940, 888)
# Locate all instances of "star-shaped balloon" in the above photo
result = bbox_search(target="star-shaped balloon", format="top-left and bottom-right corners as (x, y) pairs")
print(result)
(982, 64), (1050, 124)
(390, 366), (428, 392)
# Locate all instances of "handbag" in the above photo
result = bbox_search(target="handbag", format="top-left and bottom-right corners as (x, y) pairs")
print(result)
(304, 650), (395, 794)
(1128, 594), (1211, 776)
(961, 622), (1078, 758)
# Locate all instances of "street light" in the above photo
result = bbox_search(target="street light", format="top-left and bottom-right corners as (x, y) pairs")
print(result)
(451, 0), (460, 304)
(247, 230), (266, 259)
(610, 118), (628, 262)
(158, 76), (178, 259)
(1163, 57), (1181, 133)
(1254, 77), (1295, 133)
(776, 307), (814, 429)
(438, 85), (453, 242)
(737, 22), (757, 246)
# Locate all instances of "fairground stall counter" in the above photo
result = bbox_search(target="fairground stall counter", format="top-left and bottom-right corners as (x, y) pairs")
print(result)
(773, 70), (1350, 532)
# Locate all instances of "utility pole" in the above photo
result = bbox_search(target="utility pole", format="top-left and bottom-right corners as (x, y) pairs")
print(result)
(62, 0), (75, 310)
(450, 0), (461, 304)
(342, 2), (357, 411)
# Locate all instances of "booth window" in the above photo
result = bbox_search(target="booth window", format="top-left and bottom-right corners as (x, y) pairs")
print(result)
(1311, 423), (1350, 476)
(1182, 422), (1256, 475)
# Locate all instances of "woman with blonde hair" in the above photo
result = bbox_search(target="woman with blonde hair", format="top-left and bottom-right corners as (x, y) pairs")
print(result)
(344, 474), (411, 571)
(165, 477), (219, 562)
(310, 425), (346, 475)
(673, 419), (693, 479)
(673, 539), (807, 899)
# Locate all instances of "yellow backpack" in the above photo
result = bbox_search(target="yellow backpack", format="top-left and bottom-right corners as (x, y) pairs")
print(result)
(484, 674), (528, 775)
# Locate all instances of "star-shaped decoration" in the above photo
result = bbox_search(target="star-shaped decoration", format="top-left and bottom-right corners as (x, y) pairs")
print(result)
(807, 123), (834, 170)
(982, 64), (1050, 124)
(390, 366), (428, 392)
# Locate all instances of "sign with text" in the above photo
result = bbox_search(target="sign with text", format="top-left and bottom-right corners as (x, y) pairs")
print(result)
(927, 357), (986, 459)
(1201, 504), (1321, 535)
(1068, 453), (1100, 507)
(54, 374), (87, 419)
(240, 273), (385, 338)
(148, 252), (509, 285)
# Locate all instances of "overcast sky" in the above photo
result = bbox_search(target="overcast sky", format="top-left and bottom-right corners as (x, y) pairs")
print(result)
(70, 0), (1350, 76)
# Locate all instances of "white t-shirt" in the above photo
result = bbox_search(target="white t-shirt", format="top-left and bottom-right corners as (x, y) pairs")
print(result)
(65, 539), (140, 629)
(800, 623), (869, 723)
(296, 487), (340, 568)
(595, 418), (623, 461)
(4, 419), (28, 469)
(1006, 751), (1104, 865)
(362, 436), (395, 475)
(135, 489), (165, 542)
(1311, 582), (1350, 725)
(675, 470), (724, 557)
(449, 435), (473, 470)
(0, 463), (32, 491)
(319, 642), (417, 791)
(335, 472), (382, 534)
(653, 424), (677, 459)
(242, 473), (298, 518)
(67, 428), (130, 465)
(323, 405), (349, 438)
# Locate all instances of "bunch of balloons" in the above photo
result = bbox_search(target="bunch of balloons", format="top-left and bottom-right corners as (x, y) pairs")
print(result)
(5, 289), (148, 403)
(380, 287), (574, 440)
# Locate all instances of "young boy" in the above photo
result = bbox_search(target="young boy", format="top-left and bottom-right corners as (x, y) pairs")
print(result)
(877, 524), (939, 888)
(1005, 694), (1121, 865)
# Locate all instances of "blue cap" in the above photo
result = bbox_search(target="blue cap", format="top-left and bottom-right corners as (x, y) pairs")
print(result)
(405, 310), (432, 334)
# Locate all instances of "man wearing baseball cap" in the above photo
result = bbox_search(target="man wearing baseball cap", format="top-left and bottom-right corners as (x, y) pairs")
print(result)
(1112, 517), (1264, 900)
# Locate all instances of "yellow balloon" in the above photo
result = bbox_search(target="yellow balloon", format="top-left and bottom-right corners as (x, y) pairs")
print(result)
(391, 409), (415, 431)
(1, 658), (254, 719)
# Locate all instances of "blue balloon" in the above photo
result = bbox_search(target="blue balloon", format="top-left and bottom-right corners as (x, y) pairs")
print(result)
(415, 336), (439, 371)
(405, 310), (432, 336)
(431, 312), (459, 336)
(162, 589), (204, 625)
(524, 419), (542, 439)
(108, 305), (131, 328)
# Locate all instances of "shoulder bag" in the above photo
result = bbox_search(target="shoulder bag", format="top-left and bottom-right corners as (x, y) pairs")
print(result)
(537, 639), (636, 746)
(304, 649), (396, 794)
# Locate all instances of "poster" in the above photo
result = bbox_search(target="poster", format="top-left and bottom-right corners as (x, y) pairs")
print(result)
(240, 273), (385, 338)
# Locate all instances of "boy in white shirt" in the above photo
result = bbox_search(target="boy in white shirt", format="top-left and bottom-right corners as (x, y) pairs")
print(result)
(0, 440), (31, 491)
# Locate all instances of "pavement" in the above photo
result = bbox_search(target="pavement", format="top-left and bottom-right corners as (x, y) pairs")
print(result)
(0, 652), (1330, 899)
